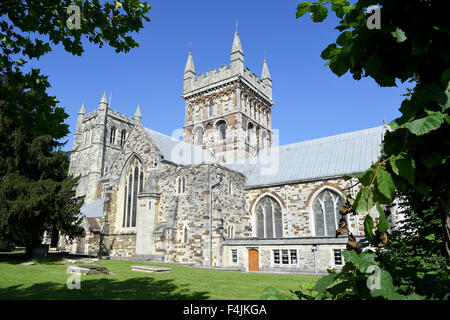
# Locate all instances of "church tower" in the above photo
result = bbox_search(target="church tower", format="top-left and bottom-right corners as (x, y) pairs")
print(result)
(69, 93), (137, 203)
(181, 28), (274, 162)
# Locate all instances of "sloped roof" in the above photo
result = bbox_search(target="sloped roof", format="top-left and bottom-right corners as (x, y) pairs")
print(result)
(80, 197), (104, 218)
(224, 126), (386, 187)
(144, 128), (215, 165)
(86, 217), (101, 232)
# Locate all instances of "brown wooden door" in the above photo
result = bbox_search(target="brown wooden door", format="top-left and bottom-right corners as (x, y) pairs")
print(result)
(248, 249), (259, 271)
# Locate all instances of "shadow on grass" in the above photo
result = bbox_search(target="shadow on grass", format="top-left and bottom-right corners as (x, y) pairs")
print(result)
(0, 251), (66, 265)
(0, 277), (210, 300)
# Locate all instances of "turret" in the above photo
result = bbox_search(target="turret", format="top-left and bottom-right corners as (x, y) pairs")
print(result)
(99, 91), (108, 110)
(230, 29), (244, 74)
(261, 58), (272, 100)
(134, 104), (142, 123)
(183, 51), (196, 92)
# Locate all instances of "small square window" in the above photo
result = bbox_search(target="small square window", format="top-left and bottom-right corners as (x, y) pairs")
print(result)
(281, 250), (289, 264)
(334, 249), (342, 266)
(273, 250), (280, 264)
(231, 249), (238, 263)
(290, 249), (297, 265)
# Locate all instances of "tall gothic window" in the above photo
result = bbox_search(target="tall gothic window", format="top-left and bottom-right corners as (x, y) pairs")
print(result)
(247, 122), (255, 144)
(217, 121), (227, 140)
(313, 189), (343, 237)
(255, 196), (283, 238)
(120, 130), (127, 147)
(209, 100), (214, 117)
(110, 127), (116, 144)
(194, 127), (203, 146)
(122, 157), (144, 228)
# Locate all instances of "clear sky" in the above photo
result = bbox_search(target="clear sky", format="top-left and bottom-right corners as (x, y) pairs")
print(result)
(30, 0), (409, 151)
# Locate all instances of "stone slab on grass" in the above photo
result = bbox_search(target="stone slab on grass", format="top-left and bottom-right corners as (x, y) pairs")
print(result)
(131, 265), (172, 273)
(67, 265), (110, 275)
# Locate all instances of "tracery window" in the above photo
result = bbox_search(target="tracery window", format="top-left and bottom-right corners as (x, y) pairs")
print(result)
(120, 130), (127, 147)
(313, 189), (343, 237)
(209, 100), (214, 117)
(110, 127), (116, 144)
(122, 157), (144, 228)
(194, 127), (203, 146)
(217, 121), (227, 140)
(255, 196), (283, 238)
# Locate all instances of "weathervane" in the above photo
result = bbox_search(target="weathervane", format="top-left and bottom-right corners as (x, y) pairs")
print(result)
(235, 20), (238, 33)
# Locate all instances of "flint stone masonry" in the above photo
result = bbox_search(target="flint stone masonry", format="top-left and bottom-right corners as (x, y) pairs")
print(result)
(62, 31), (400, 273)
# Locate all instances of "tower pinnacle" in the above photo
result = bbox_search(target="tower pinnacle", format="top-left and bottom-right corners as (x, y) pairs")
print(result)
(134, 104), (142, 122)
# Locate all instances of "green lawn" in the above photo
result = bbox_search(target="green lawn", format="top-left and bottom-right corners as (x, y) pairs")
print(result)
(0, 251), (319, 300)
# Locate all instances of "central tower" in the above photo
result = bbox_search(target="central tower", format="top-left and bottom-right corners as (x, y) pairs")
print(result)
(181, 29), (274, 162)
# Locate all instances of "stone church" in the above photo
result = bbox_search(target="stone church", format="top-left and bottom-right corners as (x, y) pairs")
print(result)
(59, 30), (400, 273)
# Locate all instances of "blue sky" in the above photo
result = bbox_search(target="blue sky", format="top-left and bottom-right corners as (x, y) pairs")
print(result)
(31, 0), (409, 150)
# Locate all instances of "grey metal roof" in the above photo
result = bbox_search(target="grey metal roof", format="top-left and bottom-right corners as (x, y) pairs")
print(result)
(80, 197), (104, 218)
(224, 126), (385, 187)
(144, 128), (215, 165)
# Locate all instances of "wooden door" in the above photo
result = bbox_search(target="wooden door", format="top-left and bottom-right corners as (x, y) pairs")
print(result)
(248, 249), (259, 271)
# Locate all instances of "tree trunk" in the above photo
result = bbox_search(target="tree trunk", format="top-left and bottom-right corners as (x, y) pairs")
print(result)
(439, 186), (450, 266)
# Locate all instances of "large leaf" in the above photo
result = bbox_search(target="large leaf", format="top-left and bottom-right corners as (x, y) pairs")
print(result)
(376, 203), (390, 233)
(296, 2), (311, 18)
(371, 270), (406, 300)
(375, 168), (395, 201)
(309, 4), (329, 22)
(342, 250), (376, 273)
(354, 187), (372, 213)
(390, 152), (415, 185)
(363, 214), (374, 240)
(403, 112), (445, 135)
(313, 271), (336, 299)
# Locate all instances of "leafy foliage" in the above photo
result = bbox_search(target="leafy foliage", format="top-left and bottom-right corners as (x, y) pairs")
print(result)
(287, 0), (450, 300)
(296, 0), (450, 262)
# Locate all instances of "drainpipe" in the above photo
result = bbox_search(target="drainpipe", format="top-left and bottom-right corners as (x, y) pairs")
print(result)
(312, 245), (317, 274)
(209, 170), (222, 267)
(284, 185), (289, 236)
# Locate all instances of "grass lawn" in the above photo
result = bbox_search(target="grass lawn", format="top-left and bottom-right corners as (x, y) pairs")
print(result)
(0, 251), (320, 300)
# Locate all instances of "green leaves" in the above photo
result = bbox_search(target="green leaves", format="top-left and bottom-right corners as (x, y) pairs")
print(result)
(342, 250), (376, 273)
(390, 152), (415, 185)
(391, 27), (407, 43)
(375, 168), (395, 201)
(403, 111), (445, 136)
(260, 287), (295, 300)
(363, 214), (374, 240)
(296, 1), (328, 22)
(310, 4), (329, 22)
(376, 203), (390, 233)
(354, 187), (372, 213)
(296, 2), (311, 18)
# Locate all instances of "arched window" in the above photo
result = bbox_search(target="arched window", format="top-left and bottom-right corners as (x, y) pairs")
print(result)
(194, 127), (203, 146)
(110, 127), (116, 144)
(182, 177), (186, 193)
(217, 121), (227, 140)
(255, 196), (283, 238)
(312, 189), (343, 237)
(247, 122), (255, 144)
(183, 226), (188, 244)
(122, 157), (144, 228)
(120, 130), (127, 147)
(209, 100), (214, 117)
(261, 131), (268, 149)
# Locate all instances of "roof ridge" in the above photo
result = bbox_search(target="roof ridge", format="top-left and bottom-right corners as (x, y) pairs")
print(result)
(277, 126), (384, 150)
